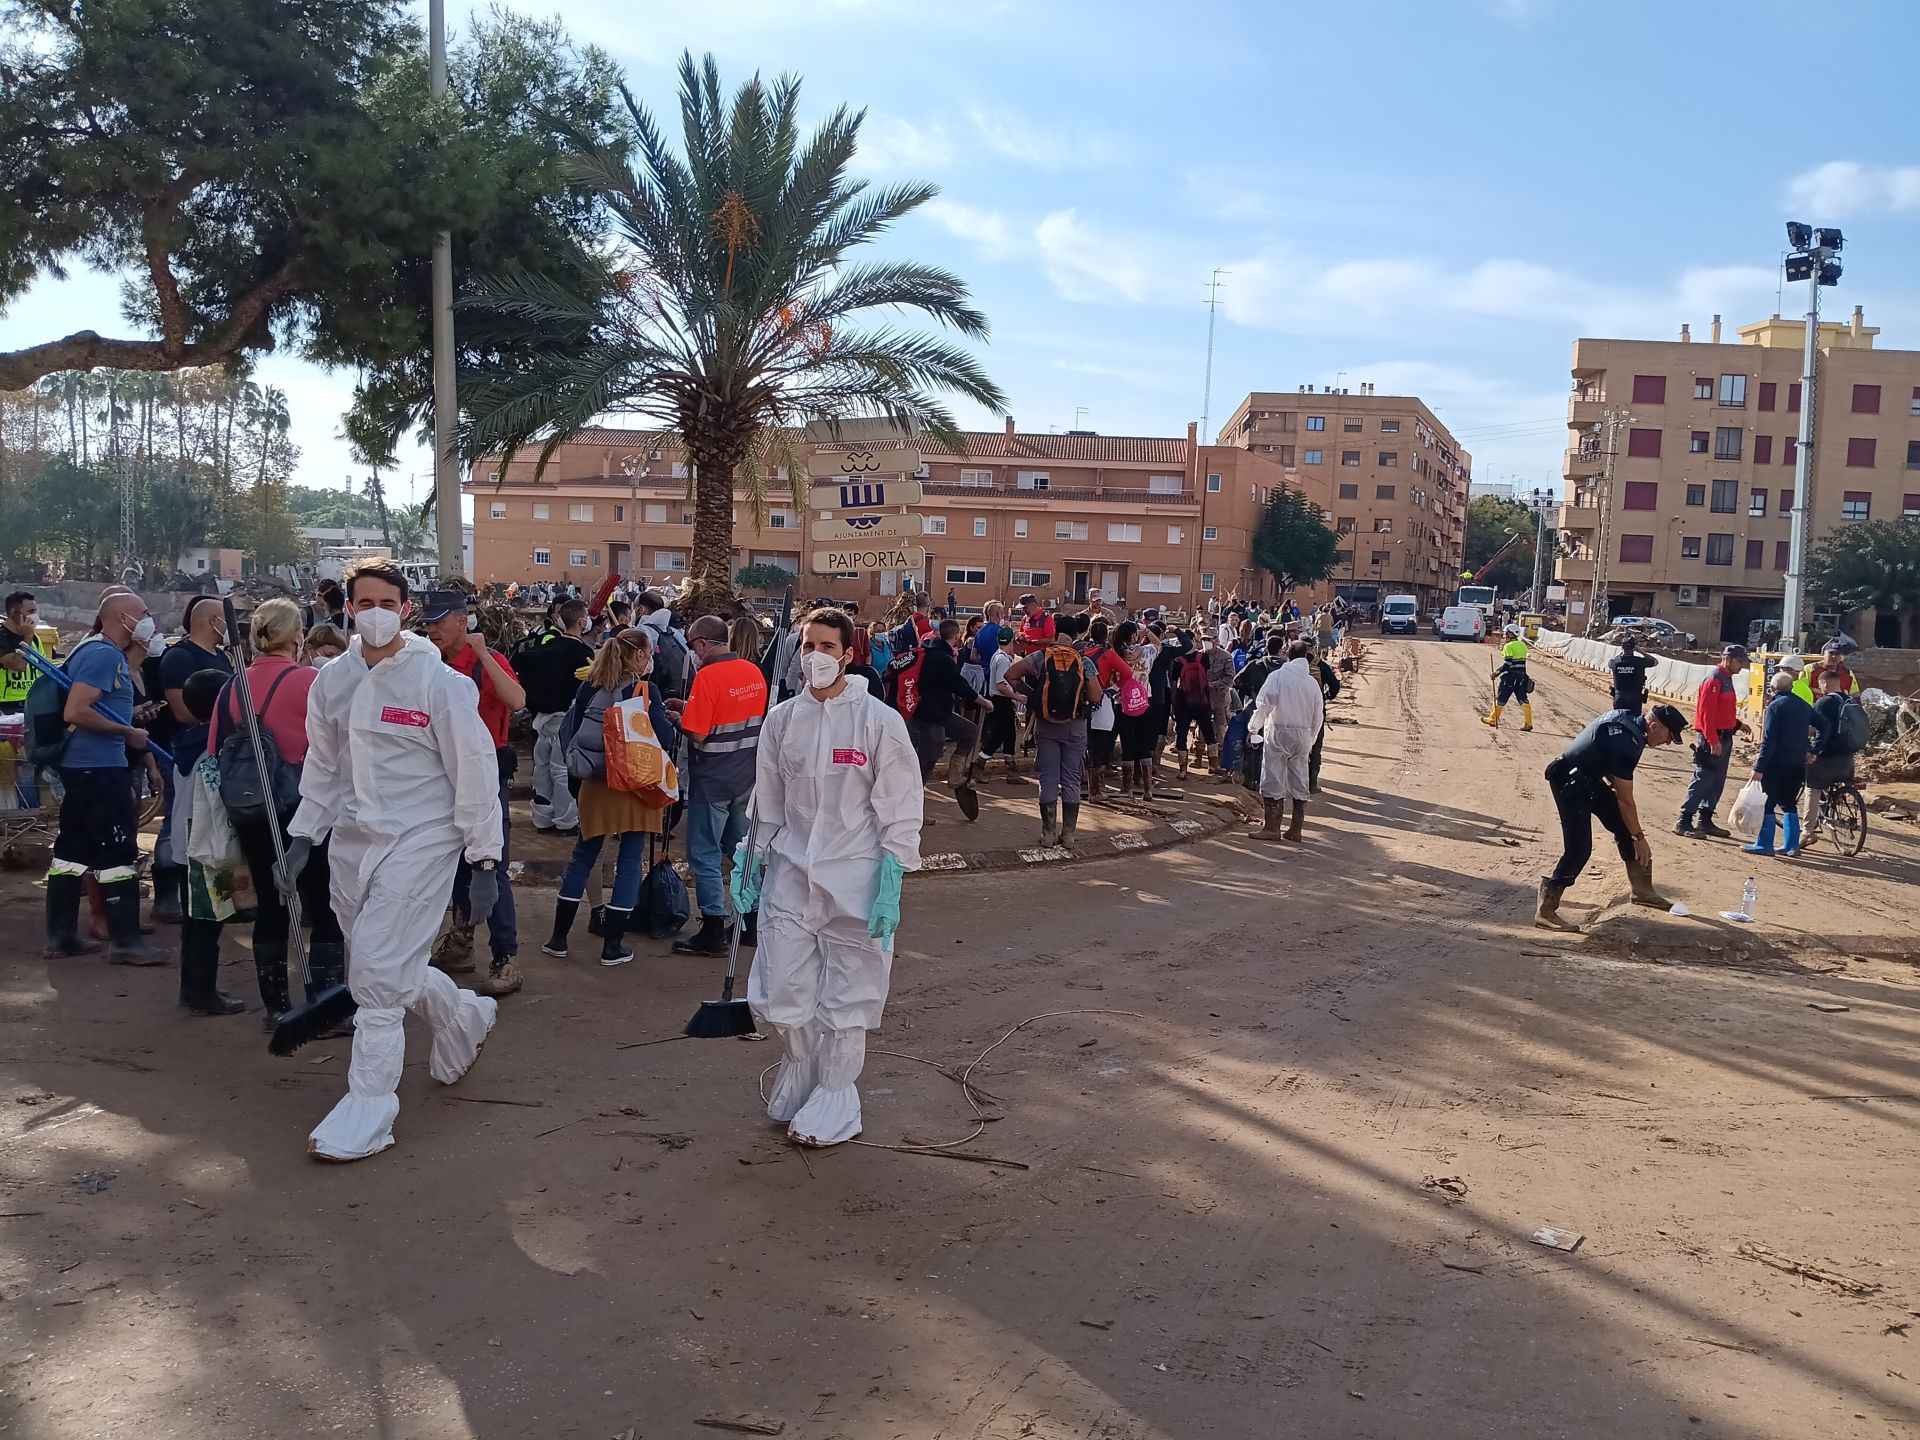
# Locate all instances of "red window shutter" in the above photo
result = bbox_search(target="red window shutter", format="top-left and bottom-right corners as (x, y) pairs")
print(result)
(1622, 481), (1658, 510)
(1779, 488), (1794, 513)
(1774, 541), (1790, 570)
(1618, 534), (1654, 564)
(1852, 384), (1881, 414)
(1753, 434), (1773, 464)
(1626, 428), (1662, 458)
(1905, 493), (1920, 516)
(1757, 381), (1777, 411)
(1846, 437), (1876, 467)
(1631, 374), (1667, 405)
(1787, 383), (1802, 412)
(1745, 539), (1764, 569)
(1783, 437), (1798, 464)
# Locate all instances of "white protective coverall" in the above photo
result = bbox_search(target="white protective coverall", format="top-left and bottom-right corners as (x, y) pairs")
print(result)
(1251, 656), (1325, 802)
(746, 674), (922, 1145)
(289, 631), (504, 1160)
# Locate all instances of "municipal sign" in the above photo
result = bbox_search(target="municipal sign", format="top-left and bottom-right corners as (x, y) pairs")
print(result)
(810, 512), (924, 543)
(811, 543), (927, 574)
(807, 443), (923, 478)
(804, 418), (918, 444)
(808, 478), (925, 510)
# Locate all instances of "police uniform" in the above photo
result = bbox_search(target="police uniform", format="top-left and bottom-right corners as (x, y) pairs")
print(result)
(1482, 636), (1533, 731)
(1542, 710), (1648, 893)
(1609, 647), (1655, 713)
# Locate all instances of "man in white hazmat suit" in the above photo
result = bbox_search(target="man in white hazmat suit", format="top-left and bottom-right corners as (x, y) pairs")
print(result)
(276, 560), (503, 1161)
(733, 608), (922, 1147)
(1250, 640), (1325, 844)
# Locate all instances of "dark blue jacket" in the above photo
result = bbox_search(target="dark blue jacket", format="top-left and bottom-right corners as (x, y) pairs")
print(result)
(1755, 691), (1824, 772)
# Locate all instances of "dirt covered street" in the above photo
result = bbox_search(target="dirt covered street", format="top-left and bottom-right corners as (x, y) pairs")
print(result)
(1, 637), (1916, 1440)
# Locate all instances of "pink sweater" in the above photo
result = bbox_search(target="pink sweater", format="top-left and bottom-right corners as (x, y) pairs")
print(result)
(209, 656), (318, 763)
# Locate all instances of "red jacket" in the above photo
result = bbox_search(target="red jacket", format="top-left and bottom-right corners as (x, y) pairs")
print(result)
(1694, 665), (1740, 739)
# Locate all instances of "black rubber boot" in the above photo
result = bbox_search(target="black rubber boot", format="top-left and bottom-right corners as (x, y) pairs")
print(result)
(149, 865), (186, 925)
(178, 919), (245, 1015)
(254, 941), (292, 1032)
(542, 899), (579, 958)
(43, 873), (100, 958)
(672, 915), (728, 956)
(1060, 802), (1081, 850)
(587, 904), (607, 938)
(305, 941), (354, 1037)
(102, 878), (161, 965)
(741, 910), (757, 947)
(1038, 801), (1059, 846)
(600, 906), (634, 966)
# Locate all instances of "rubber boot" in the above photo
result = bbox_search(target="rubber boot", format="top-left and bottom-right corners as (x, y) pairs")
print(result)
(1086, 765), (1103, 800)
(1625, 859), (1671, 909)
(178, 919), (245, 1015)
(1534, 878), (1579, 932)
(1003, 753), (1024, 784)
(741, 911), (758, 947)
(474, 955), (523, 997)
(1139, 762), (1155, 802)
(1521, 704), (1534, 733)
(254, 941), (292, 1031)
(1779, 811), (1802, 858)
(86, 875), (109, 941)
(1672, 812), (1697, 837)
(1117, 765), (1134, 798)
(1059, 802), (1081, 851)
(1177, 745), (1190, 779)
(599, 906), (634, 967)
(1038, 801), (1059, 847)
(102, 878), (161, 965)
(1481, 703), (1504, 728)
(430, 921), (477, 974)
(149, 865), (186, 925)
(1284, 799), (1305, 842)
(1741, 813), (1777, 856)
(1255, 797), (1287, 840)
(542, 899), (579, 958)
(42, 873), (100, 958)
(672, 915), (728, 956)
(306, 941), (354, 1038)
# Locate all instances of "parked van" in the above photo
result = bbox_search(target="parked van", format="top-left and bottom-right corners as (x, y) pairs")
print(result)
(1380, 595), (1420, 635)
(1439, 605), (1486, 642)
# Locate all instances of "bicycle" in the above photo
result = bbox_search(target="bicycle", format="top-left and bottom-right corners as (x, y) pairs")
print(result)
(1809, 779), (1868, 857)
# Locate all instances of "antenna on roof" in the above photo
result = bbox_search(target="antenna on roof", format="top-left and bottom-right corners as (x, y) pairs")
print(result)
(1200, 268), (1229, 446)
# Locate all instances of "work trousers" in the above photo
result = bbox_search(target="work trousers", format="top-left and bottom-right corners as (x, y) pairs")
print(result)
(910, 712), (980, 785)
(450, 771), (517, 958)
(1547, 773), (1635, 890)
(1681, 736), (1734, 822)
(51, 766), (140, 881)
(979, 697), (1019, 759)
(530, 711), (578, 831)
(1172, 697), (1217, 750)
(1034, 721), (1088, 804)
(236, 814), (343, 947)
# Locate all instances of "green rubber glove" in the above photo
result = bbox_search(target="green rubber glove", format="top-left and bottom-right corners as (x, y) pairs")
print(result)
(867, 853), (905, 939)
(728, 840), (764, 915)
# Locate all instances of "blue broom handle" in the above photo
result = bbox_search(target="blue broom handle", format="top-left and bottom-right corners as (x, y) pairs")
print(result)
(20, 644), (173, 769)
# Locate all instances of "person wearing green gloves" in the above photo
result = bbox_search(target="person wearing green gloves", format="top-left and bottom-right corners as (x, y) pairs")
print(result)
(735, 607), (923, 1148)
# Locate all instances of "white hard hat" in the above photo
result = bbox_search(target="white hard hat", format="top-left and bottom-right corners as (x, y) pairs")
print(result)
(1504, 624), (1520, 636)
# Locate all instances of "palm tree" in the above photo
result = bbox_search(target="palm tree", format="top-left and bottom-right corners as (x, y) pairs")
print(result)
(461, 52), (1005, 615)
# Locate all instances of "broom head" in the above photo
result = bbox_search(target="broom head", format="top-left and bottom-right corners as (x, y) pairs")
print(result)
(268, 984), (358, 1057)
(684, 996), (755, 1039)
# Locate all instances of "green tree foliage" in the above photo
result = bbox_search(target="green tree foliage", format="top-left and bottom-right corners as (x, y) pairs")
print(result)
(461, 52), (1006, 615)
(735, 562), (796, 591)
(1808, 518), (1920, 648)
(1464, 495), (1542, 593)
(1252, 488), (1342, 597)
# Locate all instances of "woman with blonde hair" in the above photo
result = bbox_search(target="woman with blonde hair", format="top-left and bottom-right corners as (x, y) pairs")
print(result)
(210, 596), (344, 1027)
(728, 615), (763, 664)
(542, 627), (678, 966)
(303, 623), (348, 665)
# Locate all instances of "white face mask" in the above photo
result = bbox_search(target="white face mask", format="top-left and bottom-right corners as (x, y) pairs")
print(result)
(355, 606), (402, 647)
(801, 650), (843, 690)
(130, 615), (156, 648)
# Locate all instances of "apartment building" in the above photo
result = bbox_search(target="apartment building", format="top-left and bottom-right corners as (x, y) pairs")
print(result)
(1555, 307), (1920, 644)
(465, 415), (1320, 613)
(1217, 388), (1472, 613)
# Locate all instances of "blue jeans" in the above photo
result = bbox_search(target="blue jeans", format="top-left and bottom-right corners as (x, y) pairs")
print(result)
(686, 794), (750, 918)
(560, 831), (648, 911)
(451, 771), (516, 958)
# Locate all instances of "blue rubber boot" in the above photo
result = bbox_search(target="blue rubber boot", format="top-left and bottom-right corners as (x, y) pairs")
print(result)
(1742, 813), (1777, 855)
(1779, 812), (1802, 857)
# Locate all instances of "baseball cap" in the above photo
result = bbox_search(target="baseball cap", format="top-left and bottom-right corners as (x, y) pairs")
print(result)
(1776, 653), (1805, 672)
(1650, 703), (1687, 737)
(1722, 643), (1749, 661)
(420, 590), (469, 623)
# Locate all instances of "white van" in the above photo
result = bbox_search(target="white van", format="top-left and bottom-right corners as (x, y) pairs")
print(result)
(1439, 604), (1486, 642)
(1380, 595), (1419, 635)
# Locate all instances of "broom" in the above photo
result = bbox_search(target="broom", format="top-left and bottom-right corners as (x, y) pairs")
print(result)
(213, 600), (356, 1054)
(684, 837), (756, 1039)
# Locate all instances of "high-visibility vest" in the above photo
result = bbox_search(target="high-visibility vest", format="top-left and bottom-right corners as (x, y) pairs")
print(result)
(0, 632), (47, 706)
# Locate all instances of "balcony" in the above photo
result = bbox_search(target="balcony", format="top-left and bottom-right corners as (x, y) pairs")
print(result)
(1556, 502), (1598, 534)
(1564, 441), (1605, 478)
(919, 483), (1195, 506)
(1567, 379), (1607, 429)
(1554, 551), (1595, 583)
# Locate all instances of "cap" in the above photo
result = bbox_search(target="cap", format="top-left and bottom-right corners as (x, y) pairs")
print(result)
(1017, 593), (1037, 606)
(1823, 638), (1846, 653)
(1776, 653), (1805, 672)
(1504, 623), (1520, 636)
(1722, 643), (1749, 661)
(1650, 703), (1687, 737)
(421, 590), (469, 623)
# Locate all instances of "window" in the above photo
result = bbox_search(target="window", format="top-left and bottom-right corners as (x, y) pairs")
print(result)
(1909, 441), (1920, 470)
(1166, 526), (1183, 544)
(1341, 451), (1361, 466)
(1378, 450), (1398, 467)
(958, 468), (993, 487)
(591, 549), (601, 567)
(1206, 473), (1222, 492)
(1627, 428), (1662, 458)
(1148, 475), (1184, 494)
(1016, 470), (1050, 490)
(1108, 523), (1142, 543)
(1710, 479), (1738, 513)
(489, 500), (507, 519)
(943, 566), (987, 586)
(1718, 374), (1747, 407)
(1758, 381), (1777, 411)
(1705, 533), (1734, 566)
(1842, 491), (1872, 521)
(1788, 382), (1802, 412)
(1306, 415), (1326, 431)
(1055, 521), (1087, 541)
(1343, 418), (1363, 433)
(1009, 568), (1052, 588)
(1303, 450), (1323, 465)
(1380, 419), (1401, 433)
(1338, 483), (1359, 499)
(1680, 536), (1701, 560)
(1776, 540), (1790, 569)
(1013, 518), (1028, 538)
(1632, 374), (1667, 405)
(1372, 518), (1393, 533)
(1754, 434), (1773, 465)
(1202, 525), (1218, 540)
(1712, 426), (1743, 461)
(1689, 431), (1709, 454)
(1846, 437), (1876, 468)
(1745, 539), (1765, 569)
(1375, 484), (1396, 500)
(1622, 481), (1658, 510)
(1275, 444), (1296, 465)
(644, 503), (668, 524)
(767, 509), (793, 529)
(973, 517), (988, 538)
(568, 548), (588, 567)
(653, 550), (687, 571)
(1693, 377), (1713, 400)
(1200, 573), (1216, 592)
(1852, 384), (1881, 414)
(681, 510), (695, 526)
(532, 503), (549, 521)
(532, 547), (551, 566)
(1904, 493), (1920, 518)
(1780, 489), (1794, 514)
(1137, 574), (1182, 594)
(1913, 387), (1920, 417)
(1748, 488), (1768, 517)
(1619, 534), (1654, 563)
(923, 515), (947, 535)
(1783, 436), (1798, 465)
(569, 503), (593, 522)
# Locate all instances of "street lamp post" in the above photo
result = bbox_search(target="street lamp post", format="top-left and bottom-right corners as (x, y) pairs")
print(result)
(1781, 222), (1844, 649)
(429, 0), (461, 580)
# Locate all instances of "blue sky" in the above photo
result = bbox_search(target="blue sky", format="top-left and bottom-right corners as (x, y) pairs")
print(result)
(5, 0), (1919, 514)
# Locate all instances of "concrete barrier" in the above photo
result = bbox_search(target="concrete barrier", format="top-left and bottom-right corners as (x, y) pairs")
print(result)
(1531, 630), (1756, 712)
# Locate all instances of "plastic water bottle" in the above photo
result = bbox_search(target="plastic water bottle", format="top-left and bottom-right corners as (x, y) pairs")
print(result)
(1741, 875), (1758, 923)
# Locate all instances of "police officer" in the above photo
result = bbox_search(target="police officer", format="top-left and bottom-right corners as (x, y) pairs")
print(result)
(1608, 633), (1655, 714)
(1482, 625), (1533, 731)
(1536, 702), (1688, 932)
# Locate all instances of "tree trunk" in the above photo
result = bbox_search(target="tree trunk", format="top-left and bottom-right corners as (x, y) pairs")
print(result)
(683, 433), (751, 619)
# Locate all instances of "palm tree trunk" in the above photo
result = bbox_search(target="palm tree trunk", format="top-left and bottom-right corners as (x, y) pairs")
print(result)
(685, 436), (747, 618)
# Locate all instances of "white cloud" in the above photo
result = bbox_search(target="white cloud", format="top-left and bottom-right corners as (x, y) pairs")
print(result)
(1033, 210), (1168, 304)
(1783, 160), (1920, 218)
(856, 115), (955, 174)
(966, 107), (1116, 169)
(920, 199), (1016, 258)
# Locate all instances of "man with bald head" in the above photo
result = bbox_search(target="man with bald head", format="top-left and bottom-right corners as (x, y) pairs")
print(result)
(45, 591), (160, 961)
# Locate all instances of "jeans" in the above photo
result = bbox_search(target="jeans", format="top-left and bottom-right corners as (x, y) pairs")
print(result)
(1548, 772), (1635, 890)
(686, 793), (751, 918)
(1681, 737), (1733, 822)
(236, 815), (343, 947)
(530, 711), (578, 831)
(910, 711), (980, 785)
(450, 772), (516, 958)
(560, 831), (648, 911)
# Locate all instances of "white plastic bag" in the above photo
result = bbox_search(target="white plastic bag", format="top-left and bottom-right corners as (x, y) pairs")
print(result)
(1088, 692), (1115, 732)
(1727, 778), (1765, 838)
(186, 757), (245, 870)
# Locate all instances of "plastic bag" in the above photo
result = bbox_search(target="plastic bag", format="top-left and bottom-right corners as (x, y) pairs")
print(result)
(602, 687), (679, 805)
(1088, 692), (1115, 732)
(1728, 778), (1765, 838)
(186, 757), (246, 871)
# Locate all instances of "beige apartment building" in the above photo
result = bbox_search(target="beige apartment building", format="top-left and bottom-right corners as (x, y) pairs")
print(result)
(1556, 307), (1920, 645)
(1217, 388), (1472, 614)
(465, 412), (1334, 613)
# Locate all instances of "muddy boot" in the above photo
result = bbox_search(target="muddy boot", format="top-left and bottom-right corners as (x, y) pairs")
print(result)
(1625, 859), (1671, 909)
(306, 941), (354, 1038)
(1284, 800), (1305, 843)
(1116, 765), (1134, 798)
(1086, 765), (1103, 801)
(1254, 798), (1287, 841)
(475, 955), (524, 997)
(672, 915), (728, 956)
(1481, 704), (1503, 728)
(102, 877), (161, 965)
(1196, 743), (1212, 778)
(1003, 754), (1025, 785)
(149, 864), (186, 925)
(1139, 763), (1155, 803)
(1534, 878), (1579, 931)
(431, 921), (477, 974)
(1521, 704), (1534, 733)
(42, 872), (100, 958)
(1177, 745), (1190, 780)
(1059, 802), (1081, 851)
(254, 941), (293, 1031)
(1038, 801), (1058, 847)
(541, 899), (579, 958)
(178, 920), (245, 1016)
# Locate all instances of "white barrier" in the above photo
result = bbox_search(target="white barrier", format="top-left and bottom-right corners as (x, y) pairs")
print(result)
(1530, 630), (1754, 708)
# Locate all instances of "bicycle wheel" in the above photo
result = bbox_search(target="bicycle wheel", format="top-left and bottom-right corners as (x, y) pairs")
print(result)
(1824, 784), (1867, 857)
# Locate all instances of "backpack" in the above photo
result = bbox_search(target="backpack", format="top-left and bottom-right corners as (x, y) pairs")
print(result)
(1118, 674), (1150, 717)
(22, 669), (72, 769)
(1831, 700), (1871, 755)
(1032, 643), (1093, 722)
(636, 837), (691, 939)
(214, 669), (303, 826)
(882, 646), (926, 721)
(1178, 653), (1210, 706)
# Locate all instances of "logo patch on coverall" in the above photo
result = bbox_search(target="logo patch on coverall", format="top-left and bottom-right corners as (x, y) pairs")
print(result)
(832, 747), (868, 766)
(380, 706), (431, 728)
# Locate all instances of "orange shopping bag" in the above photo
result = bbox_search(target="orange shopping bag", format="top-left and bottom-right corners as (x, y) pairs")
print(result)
(602, 683), (680, 805)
